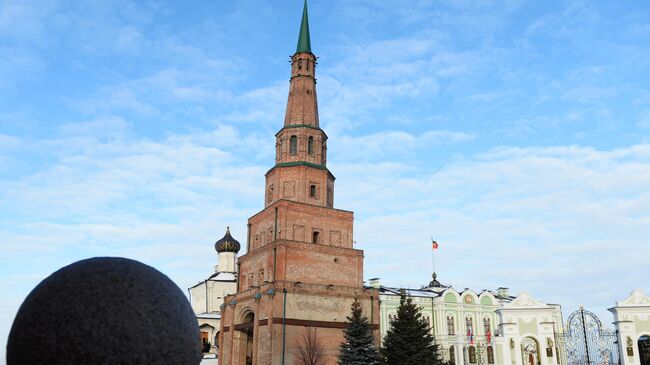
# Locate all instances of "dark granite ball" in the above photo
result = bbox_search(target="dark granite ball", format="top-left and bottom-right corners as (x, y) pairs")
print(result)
(6, 257), (202, 365)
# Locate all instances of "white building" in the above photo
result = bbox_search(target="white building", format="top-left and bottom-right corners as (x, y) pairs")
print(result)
(188, 227), (240, 358)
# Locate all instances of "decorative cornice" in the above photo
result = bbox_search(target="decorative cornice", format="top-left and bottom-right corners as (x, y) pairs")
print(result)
(275, 124), (327, 138)
(275, 161), (326, 169)
(266, 161), (335, 180)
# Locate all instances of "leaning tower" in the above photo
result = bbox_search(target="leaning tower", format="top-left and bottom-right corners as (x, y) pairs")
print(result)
(218, 2), (380, 365)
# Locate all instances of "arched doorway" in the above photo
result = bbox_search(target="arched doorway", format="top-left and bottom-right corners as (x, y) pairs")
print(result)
(521, 337), (540, 365)
(199, 324), (215, 354)
(639, 335), (650, 365)
(236, 312), (255, 365)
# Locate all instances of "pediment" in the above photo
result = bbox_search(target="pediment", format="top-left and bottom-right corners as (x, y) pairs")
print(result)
(502, 291), (547, 309)
(617, 289), (650, 307)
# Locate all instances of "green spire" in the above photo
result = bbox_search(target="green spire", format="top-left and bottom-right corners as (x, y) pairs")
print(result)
(296, 0), (312, 53)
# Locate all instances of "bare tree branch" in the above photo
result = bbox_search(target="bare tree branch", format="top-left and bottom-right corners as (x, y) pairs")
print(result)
(295, 327), (325, 365)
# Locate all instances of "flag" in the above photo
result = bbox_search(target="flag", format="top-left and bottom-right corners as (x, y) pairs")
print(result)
(432, 240), (439, 250)
(487, 328), (491, 343)
(467, 327), (473, 344)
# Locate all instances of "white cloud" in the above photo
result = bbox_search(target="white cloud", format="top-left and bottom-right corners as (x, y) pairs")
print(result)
(58, 115), (133, 138)
(331, 129), (473, 162)
(343, 143), (650, 319)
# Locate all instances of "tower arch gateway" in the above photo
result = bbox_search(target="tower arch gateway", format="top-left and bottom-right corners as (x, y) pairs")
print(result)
(218, 2), (380, 364)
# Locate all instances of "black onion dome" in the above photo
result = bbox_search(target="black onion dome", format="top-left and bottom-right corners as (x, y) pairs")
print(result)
(215, 227), (241, 253)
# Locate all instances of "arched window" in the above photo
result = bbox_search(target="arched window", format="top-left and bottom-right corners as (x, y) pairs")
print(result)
(290, 135), (298, 155)
(484, 317), (491, 337)
(468, 346), (476, 364)
(466, 316), (473, 336)
(449, 345), (456, 364)
(487, 346), (495, 364)
(447, 316), (455, 335)
(308, 136), (314, 154)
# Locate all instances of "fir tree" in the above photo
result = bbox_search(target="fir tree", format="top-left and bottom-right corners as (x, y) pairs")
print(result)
(338, 299), (380, 365)
(382, 291), (445, 365)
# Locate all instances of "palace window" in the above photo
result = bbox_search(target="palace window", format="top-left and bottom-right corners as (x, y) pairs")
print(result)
(447, 316), (455, 335)
(290, 135), (298, 155)
(388, 313), (396, 325)
(487, 346), (495, 364)
(449, 345), (456, 364)
(312, 231), (320, 244)
(308, 136), (314, 154)
(468, 346), (476, 364)
(466, 316), (474, 336)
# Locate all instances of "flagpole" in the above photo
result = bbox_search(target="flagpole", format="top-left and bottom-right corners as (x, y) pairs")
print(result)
(431, 236), (436, 274)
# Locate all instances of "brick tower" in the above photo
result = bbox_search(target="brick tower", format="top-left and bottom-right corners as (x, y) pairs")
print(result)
(218, 2), (380, 364)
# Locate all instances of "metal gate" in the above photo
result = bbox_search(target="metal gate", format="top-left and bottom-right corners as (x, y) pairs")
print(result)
(555, 307), (620, 365)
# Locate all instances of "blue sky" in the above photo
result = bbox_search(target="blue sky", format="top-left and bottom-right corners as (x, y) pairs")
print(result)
(1, 0), (650, 357)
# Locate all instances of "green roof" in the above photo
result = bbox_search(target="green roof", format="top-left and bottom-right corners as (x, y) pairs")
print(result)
(296, 0), (312, 53)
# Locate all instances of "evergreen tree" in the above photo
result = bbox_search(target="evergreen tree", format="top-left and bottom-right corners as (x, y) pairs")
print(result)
(382, 291), (445, 365)
(338, 299), (380, 365)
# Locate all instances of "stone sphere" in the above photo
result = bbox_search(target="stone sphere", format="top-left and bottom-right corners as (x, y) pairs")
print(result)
(6, 257), (202, 365)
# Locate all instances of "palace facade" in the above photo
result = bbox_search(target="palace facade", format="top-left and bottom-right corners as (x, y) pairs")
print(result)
(374, 274), (564, 365)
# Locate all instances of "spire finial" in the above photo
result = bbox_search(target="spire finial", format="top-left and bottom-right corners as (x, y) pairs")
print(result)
(296, 0), (312, 54)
